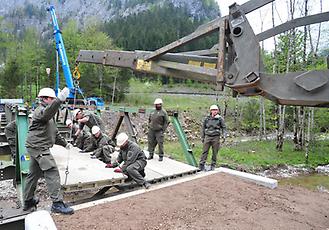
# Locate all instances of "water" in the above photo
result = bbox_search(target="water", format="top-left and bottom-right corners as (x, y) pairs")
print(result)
(279, 174), (329, 192)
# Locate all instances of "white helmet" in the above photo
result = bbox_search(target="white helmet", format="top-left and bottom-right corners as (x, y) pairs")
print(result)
(154, 98), (163, 105)
(65, 119), (72, 126)
(72, 109), (81, 119)
(209, 105), (219, 110)
(38, 88), (56, 98)
(116, 132), (129, 147)
(91, 126), (101, 135)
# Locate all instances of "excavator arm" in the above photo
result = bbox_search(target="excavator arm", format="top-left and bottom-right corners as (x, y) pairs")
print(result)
(76, 0), (329, 107)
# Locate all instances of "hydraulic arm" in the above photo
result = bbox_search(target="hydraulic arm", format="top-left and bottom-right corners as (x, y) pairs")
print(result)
(47, 6), (79, 98)
(76, 0), (329, 107)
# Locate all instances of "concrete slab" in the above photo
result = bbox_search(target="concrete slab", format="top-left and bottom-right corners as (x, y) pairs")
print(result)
(218, 167), (278, 189)
(51, 145), (126, 192)
(51, 145), (198, 192)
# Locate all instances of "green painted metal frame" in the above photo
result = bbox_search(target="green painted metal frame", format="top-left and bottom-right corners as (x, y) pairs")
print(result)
(170, 112), (197, 167)
(15, 106), (30, 204)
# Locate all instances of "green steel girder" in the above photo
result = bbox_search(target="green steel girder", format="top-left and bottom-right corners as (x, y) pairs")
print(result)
(170, 112), (197, 167)
(15, 107), (30, 204)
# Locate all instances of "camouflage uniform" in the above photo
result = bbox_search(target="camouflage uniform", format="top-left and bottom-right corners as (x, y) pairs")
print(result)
(79, 111), (105, 132)
(199, 114), (226, 169)
(24, 98), (68, 203)
(115, 140), (147, 185)
(4, 120), (16, 162)
(85, 133), (114, 163)
(147, 108), (169, 159)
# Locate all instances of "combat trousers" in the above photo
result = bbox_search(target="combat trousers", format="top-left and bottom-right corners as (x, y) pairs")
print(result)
(24, 148), (63, 202)
(199, 135), (220, 167)
(124, 160), (147, 185)
(4, 131), (16, 160)
(147, 129), (164, 157)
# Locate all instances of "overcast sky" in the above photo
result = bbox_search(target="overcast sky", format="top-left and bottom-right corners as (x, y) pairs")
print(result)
(216, 0), (329, 50)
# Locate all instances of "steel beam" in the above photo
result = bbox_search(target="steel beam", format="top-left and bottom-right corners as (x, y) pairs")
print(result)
(257, 11), (329, 41)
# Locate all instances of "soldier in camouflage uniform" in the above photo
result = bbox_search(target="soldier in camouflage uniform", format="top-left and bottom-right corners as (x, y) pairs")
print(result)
(4, 120), (16, 163)
(23, 87), (74, 215)
(84, 126), (115, 163)
(4, 114), (33, 164)
(106, 132), (151, 189)
(147, 98), (169, 161)
(199, 105), (226, 171)
(65, 119), (90, 150)
(73, 109), (105, 136)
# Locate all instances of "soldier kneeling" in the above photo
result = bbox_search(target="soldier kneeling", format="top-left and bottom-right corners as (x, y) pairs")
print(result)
(105, 132), (151, 189)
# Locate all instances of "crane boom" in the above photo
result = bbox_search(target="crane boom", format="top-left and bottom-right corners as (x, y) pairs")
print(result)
(47, 5), (75, 98)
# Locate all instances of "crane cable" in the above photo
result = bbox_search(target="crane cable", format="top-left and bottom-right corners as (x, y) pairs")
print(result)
(64, 64), (82, 185)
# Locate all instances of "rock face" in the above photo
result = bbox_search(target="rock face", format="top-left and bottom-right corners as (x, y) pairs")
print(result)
(0, 0), (219, 33)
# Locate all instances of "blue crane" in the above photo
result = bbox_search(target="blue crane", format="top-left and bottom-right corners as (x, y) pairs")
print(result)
(47, 5), (80, 98)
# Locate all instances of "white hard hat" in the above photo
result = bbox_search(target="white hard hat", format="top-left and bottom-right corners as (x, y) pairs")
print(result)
(91, 126), (101, 135)
(72, 109), (81, 118)
(65, 119), (72, 126)
(154, 98), (163, 104)
(116, 132), (129, 147)
(209, 104), (219, 110)
(38, 88), (56, 98)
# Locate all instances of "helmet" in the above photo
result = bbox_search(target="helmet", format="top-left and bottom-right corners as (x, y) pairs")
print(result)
(91, 126), (101, 135)
(38, 88), (56, 98)
(65, 119), (72, 126)
(209, 105), (219, 110)
(154, 98), (163, 105)
(116, 132), (129, 147)
(72, 109), (81, 118)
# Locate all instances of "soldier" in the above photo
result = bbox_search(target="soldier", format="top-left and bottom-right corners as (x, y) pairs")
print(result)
(23, 87), (74, 215)
(84, 126), (115, 163)
(4, 120), (17, 163)
(106, 132), (151, 189)
(4, 114), (33, 164)
(73, 109), (104, 136)
(199, 105), (226, 171)
(65, 119), (90, 150)
(147, 98), (169, 161)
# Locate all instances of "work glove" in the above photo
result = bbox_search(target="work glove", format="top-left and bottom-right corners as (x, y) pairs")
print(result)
(58, 87), (70, 102)
(105, 163), (114, 168)
(65, 143), (73, 150)
(114, 168), (122, 173)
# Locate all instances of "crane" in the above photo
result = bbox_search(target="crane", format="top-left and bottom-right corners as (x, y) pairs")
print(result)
(75, 0), (329, 107)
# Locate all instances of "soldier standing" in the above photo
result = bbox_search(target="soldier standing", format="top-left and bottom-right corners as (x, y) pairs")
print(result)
(147, 98), (169, 161)
(23, 87), (74, 214)
(199, 105), (226, 171)
(4, 120), (17, 163)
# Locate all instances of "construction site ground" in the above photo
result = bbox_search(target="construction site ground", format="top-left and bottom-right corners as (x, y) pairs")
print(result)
(53, 172), (329, 230)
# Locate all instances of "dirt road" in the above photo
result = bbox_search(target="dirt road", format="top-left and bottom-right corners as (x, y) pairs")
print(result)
(53, 173), (329, 230)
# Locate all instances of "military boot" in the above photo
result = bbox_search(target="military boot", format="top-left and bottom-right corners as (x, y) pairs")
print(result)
(143, 182), (151, 189)
(199, 164), (205, 171)
(23, 197), (39, 212)
(51, 201), (74, 215)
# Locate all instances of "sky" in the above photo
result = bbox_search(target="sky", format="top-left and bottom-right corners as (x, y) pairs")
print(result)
(216, 0), (329, 50)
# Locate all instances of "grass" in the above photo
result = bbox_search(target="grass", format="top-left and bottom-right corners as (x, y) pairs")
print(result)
(159, 139), (329, 171)
(280, 174), (329, 191)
